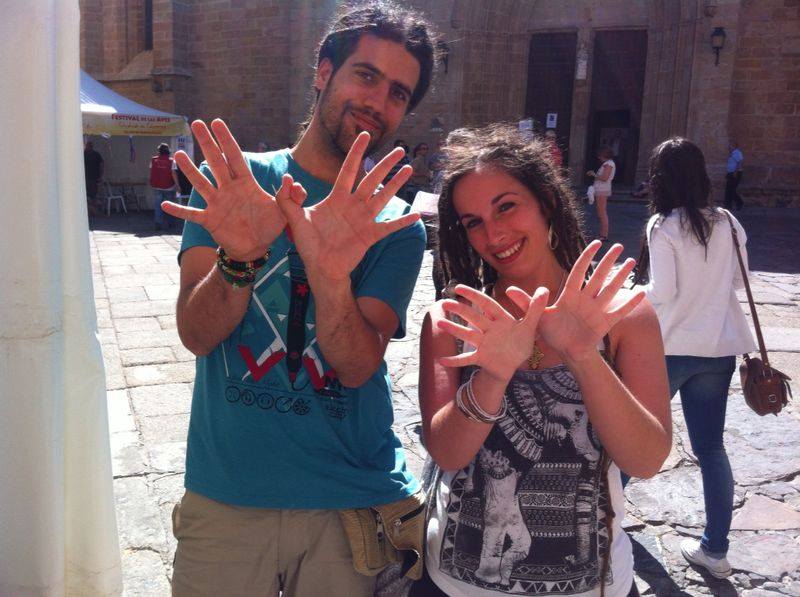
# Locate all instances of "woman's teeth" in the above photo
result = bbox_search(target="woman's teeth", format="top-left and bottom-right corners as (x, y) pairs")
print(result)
(495, 240), (523, 259)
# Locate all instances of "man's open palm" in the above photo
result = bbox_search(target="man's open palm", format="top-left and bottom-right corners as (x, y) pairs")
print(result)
(276, 132), (420, 282)
(162, 119), (285, 261)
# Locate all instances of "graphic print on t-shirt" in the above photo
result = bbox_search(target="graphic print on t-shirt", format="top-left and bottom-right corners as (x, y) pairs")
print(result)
(218, 250), (347, 419)
(438, 367), (612, 595)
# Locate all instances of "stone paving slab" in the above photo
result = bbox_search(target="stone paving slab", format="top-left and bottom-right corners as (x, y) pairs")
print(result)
(92, 208), (800, 596)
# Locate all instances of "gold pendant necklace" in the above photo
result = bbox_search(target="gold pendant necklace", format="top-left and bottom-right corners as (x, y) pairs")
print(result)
(525, 271), (567, 370)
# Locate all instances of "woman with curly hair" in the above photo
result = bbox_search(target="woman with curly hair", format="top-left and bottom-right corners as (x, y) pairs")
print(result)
(414, 124), (671, 596)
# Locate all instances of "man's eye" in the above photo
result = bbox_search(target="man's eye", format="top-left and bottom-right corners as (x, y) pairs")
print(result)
(391, 88), (409, 103)
(358, 71), (374, 81)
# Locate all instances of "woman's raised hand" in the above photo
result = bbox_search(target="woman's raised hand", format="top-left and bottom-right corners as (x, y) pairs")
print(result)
(274, 131), (420, 283)
(539, 241), (644, 364)
(436, 285), (550, 382)
(161, 119), (290, 261)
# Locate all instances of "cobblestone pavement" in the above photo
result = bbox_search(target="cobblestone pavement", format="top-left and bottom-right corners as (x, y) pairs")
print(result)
(92, 203), (800, 596)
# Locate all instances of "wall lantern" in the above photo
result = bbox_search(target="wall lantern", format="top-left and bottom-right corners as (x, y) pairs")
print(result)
(437, 41), (451, 74)
(711, 27), (726, 66)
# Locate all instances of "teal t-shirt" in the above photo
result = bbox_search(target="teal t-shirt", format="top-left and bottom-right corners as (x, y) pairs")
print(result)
(179, 150), (425, 508)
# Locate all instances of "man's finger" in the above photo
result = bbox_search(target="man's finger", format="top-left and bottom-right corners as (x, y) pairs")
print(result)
(174, 151), (217, 199)
(372, 212), (420, 243)
(210, 119), (251, 180)
(356, 146), (405, 201)
(160, 201), (207, 226)
(332, 131), (370, 195)
(274, 173), (303, 224)
(367, 165), (413, 216)
(190, 120), (232, 184)
(290, 181), (307, 206)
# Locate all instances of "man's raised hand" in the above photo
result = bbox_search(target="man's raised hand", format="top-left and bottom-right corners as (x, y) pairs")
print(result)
(161, 119), (286, 261)
(275, 131), (420, 283)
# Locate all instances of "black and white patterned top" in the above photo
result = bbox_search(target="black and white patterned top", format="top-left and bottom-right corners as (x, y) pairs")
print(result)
(426, 364), (633, 596)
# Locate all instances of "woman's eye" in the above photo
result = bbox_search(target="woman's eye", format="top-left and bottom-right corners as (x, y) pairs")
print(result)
(498, 202), (515, 212)
(464, 219), (480, 229)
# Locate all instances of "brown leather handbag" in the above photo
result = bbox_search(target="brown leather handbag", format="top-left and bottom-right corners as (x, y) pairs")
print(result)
(725, 212), (793, 416)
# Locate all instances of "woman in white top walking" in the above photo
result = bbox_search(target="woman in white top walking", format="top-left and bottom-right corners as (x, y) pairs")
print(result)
(632, 137), (756, 579)
(587, 146), (616, 241)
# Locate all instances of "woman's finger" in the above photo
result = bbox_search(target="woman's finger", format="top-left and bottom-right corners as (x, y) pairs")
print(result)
(332, 131), (370, 195)
(190, 120), (232, 184)
(521, 287), (550, 329)
(583, 243), (624, 297)
(367, 165), (413, 216)
(562, 240), (602, 295)
(438, 351), (479, 369)
(595, 258), (636, 306)
(441, 299), (492, 331)
(452, 285), (507, 321)
(210, 119), (252, 180)
(356, 146), (406, 201)
(605, 289), (646, 324)
(160, 201), (207, 226)
(504, 286), (533, 317)
(174, 151), (217, 200)
(436, 318), (483, 347)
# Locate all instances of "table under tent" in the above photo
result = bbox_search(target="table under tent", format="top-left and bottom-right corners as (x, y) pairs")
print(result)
(81, 70), (193, 214)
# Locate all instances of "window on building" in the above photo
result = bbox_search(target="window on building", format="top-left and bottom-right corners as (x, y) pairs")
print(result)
(144, 0), (153, 51)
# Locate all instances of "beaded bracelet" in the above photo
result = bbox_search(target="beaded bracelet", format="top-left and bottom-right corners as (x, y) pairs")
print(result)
(216, 247), (270, 289)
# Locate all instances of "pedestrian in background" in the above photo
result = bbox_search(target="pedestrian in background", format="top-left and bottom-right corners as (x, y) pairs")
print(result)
(633, 137), (756, 579)
(384, 138), (412, 201)
(724, 139), (744, 210)
(149, 143), (180, 230)
(84, 140), (104, 216)
(409, 141), (432, 197)
(587, 145), (616, 241)
(544, 128), (563, 168)
(429, 137), (445, 194)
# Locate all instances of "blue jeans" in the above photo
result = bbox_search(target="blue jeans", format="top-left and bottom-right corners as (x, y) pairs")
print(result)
(153, 189), (175, 226)
(621, 355), (735, 555)
(668, 355), (736, 556)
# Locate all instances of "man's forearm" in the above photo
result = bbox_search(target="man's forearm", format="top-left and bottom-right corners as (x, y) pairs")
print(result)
(309, 276), (384, 388)
(177, 265), (252, 356)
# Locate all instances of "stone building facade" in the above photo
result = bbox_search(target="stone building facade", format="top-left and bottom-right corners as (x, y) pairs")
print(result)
(80, 0), (800, 206)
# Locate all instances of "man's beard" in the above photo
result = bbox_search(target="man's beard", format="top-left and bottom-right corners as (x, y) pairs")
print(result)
(319, 94), (387, 158)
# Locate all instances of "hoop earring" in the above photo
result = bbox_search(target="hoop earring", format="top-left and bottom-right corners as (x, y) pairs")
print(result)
(548, 225), (559, 250)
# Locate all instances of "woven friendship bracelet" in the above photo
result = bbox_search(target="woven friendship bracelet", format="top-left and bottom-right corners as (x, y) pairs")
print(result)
(216, 247), (270, 271)
(216, 246), (270, 289)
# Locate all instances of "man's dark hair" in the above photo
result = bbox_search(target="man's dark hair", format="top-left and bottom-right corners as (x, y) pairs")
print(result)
(158, 143), (171, 156)
(315, 1), (437, 112)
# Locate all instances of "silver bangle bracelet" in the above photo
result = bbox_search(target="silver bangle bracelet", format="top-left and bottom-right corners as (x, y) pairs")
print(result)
(456, 369), (508, 424)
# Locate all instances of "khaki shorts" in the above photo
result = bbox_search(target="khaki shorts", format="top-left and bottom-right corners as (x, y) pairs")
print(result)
(171, 490), (376, 597)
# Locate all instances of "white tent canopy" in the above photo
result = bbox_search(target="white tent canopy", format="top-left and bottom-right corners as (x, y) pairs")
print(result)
(81, 70), (189, 137)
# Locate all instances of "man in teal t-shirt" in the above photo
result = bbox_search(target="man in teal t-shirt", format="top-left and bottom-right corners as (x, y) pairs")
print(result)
(160, 3), (437, 596)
